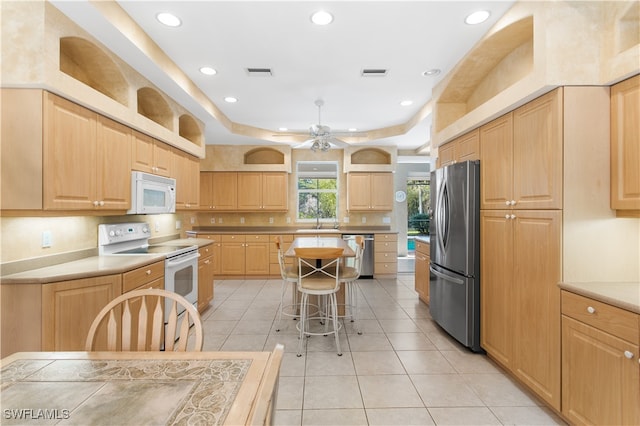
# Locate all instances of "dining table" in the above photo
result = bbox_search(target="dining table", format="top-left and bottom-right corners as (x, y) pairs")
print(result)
(285, 236), (356, 315)
(0, 348), (282, 425)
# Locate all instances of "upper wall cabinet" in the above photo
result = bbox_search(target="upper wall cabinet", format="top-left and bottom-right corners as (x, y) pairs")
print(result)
(611, 74), (640, 214)
(436, 129), (479, 168)
(199, 172), (238, 211)
(237, 172), (288, 211)
(347, 173), (393, 211)
(131, 130), (173, 177)
(480, 89), (563, 210)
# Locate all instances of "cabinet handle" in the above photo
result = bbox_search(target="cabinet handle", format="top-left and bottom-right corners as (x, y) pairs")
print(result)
(204, 259), (210, 264)
(505, 201), (511, 206)
(510, 214), (516, 219)
(587, 306), (596, 314)
(505, 214), (510, 219)
(99, 201), (105, 206)
(624, 351), (634, 359)
(145, 270), (151, 275)
(93, 201), (99, 207)
(511, 200), (516, 205)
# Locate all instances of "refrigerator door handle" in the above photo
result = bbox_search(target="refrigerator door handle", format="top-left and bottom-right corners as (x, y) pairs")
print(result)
(429, 265), (465, 285)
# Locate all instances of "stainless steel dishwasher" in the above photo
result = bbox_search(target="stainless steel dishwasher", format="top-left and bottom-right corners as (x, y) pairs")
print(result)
(342, 234), (374, 278)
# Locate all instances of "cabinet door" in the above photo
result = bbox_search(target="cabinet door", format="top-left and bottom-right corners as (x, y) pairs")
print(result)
(611, 74), (640, 210)
(198, 253), (215, 312)
(512, 210), (561, 410)
(347, 173), (371, 210)
(262, 173), (288, 210)
(480, 113), (513, 209)
(126, 277), (164, 351)
(199, 172), (214, 209)
(370, 173), (393, 211)
(456, 129), (480, 162)
(245, 241), (270, 275)
(43, 93), (97, 210)
(153, 140), (173, 177)
(96, 116), (131, 209)
(513, 89), (563, 209)
(562, 316), (640, 425)
(237, 172), (263, 210)
(42, 275), (122, 351)
(480, 210), (514, 368)
(414, 244), (429, 303)
(437, 142), (456, 168)
(174, 149), (199, 209)
(220, 242), (246, 275)
(131, 130), (155, 174)
(212, 172), (238, 210)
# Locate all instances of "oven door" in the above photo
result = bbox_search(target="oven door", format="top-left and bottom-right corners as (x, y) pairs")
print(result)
(164, 250), (199, 320)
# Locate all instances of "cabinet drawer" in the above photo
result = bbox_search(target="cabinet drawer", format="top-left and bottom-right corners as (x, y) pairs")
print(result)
(246, 234), (269, 243)
(375, 234), (397, 243)
(561, 290), (639, 344)
(375, 262), (397, 274)
(415, 241), (430, 255)
(375, 252), (397, 263)
(193, 234), (220, 243)
(199, 245), (214, 259)
(122, 261), (164, 293)
(375, 241), (397, 253)
(221, 234), (246, 243)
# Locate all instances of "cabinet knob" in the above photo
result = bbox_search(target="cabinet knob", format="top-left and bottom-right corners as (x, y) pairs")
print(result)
(624, 350), (634, 359)
(511, 200), (516, 205)
(99, 201), (105, 206)
(587, 306), (596, 314)
(93, 201), (99, 207)
(146, 270), (151, 275)
(505, 214), (510, 219)
(510, 214), (516, 219)
(204, 259), (210, 264)
(505, 201), (511, 206)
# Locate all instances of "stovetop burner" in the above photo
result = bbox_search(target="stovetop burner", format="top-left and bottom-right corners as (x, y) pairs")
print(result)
(98, 223), (197, 258)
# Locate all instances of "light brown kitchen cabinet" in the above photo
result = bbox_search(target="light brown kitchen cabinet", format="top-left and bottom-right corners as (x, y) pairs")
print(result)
(561, 291), (640, 425)
(131, 130), (173, 177)
(192, 234), (222, 275)
(480, 209), (561, 410)
(244, 234), (271, 275)
(436, 129), (479, 168)
(198, 245), (215, 312)
(43, 93), (131, 210)
(122, 262), (164, 351)
(42, 275), (123, 352)
(200, 172), (238, 210)
(347, 173), (393, 211)
(218, 234), (270, 276)
(414, 240), (430, 304)
(374, 233), (397, 276)
(480, 88), (563, 210)
(220, 235), (246, 275)
(237, 172), (288, 211)
(173, 148), (200, 210)
(611, 74), (640, 213)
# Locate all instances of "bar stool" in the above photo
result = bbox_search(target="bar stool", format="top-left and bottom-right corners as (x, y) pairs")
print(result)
(340, 235), (365, 334)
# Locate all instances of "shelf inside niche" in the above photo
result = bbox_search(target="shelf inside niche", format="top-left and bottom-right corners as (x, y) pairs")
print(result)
(137, 87), (173, 130)
(244, 147), (285, 164)
(350, 148), (391, 165)
(179, 114), (203, 146)
(435, 16), (534, 132)
(59, 37), (128, 106)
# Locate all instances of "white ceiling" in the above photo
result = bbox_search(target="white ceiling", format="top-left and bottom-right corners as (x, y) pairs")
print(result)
(50, 1), (515, 153)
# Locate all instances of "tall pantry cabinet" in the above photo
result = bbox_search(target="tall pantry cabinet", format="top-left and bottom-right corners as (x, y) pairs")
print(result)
(480, 88), (563, 410)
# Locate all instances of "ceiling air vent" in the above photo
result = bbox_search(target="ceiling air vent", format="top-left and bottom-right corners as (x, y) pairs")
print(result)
(361, 68), (388, 77)
(246, 68), (273, 76)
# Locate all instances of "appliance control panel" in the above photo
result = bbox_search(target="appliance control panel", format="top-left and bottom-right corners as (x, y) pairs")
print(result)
(98, 222), (150, 246)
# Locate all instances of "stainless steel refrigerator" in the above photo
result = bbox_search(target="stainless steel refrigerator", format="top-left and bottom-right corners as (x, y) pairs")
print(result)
(429, 160), (481, 352)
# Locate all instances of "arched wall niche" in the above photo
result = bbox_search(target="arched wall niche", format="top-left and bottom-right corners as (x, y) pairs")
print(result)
(350, 148), (392, 165)
(178, 114), (203, 146)
(244, 147), (285, 164)
(137, 87), (173, 131)
(59, 37), (128, 106)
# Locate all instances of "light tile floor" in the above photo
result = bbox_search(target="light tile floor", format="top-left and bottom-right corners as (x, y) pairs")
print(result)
(201, 274), (566, 426)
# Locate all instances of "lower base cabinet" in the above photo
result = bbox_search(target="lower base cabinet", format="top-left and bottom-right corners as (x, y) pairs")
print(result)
(198, 245), (215, 312)
(414, 240), (429, 303)
(561, 291), (640, 425)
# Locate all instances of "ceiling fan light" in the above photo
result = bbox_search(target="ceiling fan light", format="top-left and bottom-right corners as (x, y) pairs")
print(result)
(156, 12), (181, 27)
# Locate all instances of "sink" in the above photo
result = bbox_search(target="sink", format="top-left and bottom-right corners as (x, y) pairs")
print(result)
(295, 229), (340, 234)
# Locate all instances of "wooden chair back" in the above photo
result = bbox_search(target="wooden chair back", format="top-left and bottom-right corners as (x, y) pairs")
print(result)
(294, 247), (344, 292)
(85, 288), (203, 352)
(247, 343), (285, 425)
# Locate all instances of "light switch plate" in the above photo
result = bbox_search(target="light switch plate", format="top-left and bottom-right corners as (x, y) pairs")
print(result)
(382, 217), (391, 224)
(42, 230), (52, 248)
(210, 218), (215, 224)
(240, 217), (245, 224)
(175, 220), (181, 230)
(361, 217), (366, 224)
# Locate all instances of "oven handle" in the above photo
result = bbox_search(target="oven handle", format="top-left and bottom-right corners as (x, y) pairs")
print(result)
(166, 252), (200, 268)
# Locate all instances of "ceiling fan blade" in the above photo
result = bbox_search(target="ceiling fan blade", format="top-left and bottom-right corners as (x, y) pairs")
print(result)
(293, 139), (315, 149)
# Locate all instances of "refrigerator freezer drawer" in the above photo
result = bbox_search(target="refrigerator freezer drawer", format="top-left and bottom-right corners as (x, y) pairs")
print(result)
(429, 263), (482, 352)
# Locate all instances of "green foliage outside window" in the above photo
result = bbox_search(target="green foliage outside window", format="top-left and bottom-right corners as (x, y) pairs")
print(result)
(298, 177), (338, 220)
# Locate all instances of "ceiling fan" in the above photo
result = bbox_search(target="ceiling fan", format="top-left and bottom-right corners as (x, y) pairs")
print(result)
(274, 100), (358, 151)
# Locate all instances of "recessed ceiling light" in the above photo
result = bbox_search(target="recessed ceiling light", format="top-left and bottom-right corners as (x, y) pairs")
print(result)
(400, 100), (413, 107)
(199, 67), (217, 76)
(224, 97), (238, 103)
(278, 127), (288, 131)
(422, 69), (441, 76)
(311, 10), (333, 25)
(156, 12), (181, 27)
(348, 128), (358, 132)
(465, 10), (490, 25)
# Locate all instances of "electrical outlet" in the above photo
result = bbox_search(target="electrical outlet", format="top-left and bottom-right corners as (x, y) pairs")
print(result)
(210, 218), (215, 224)
(286, 217), (291, 224)
(361, 216), (367, 224)
(42, 230), (52, 248)
(219, 218), (223, 224)
(175, 220), (181, 230)
(155, 221), (160, 232)
(190, 217), (195, 225)
(240, 217), (245, 224)
(269, 217), (274, 224)
(382, 217), (391, 224)
(343, 217), (350, 223)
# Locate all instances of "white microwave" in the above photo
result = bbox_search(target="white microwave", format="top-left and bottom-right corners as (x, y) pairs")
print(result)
(127, 171), (176, 214)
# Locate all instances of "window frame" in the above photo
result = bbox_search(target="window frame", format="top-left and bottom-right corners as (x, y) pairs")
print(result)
(296, 161), (339, 224)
